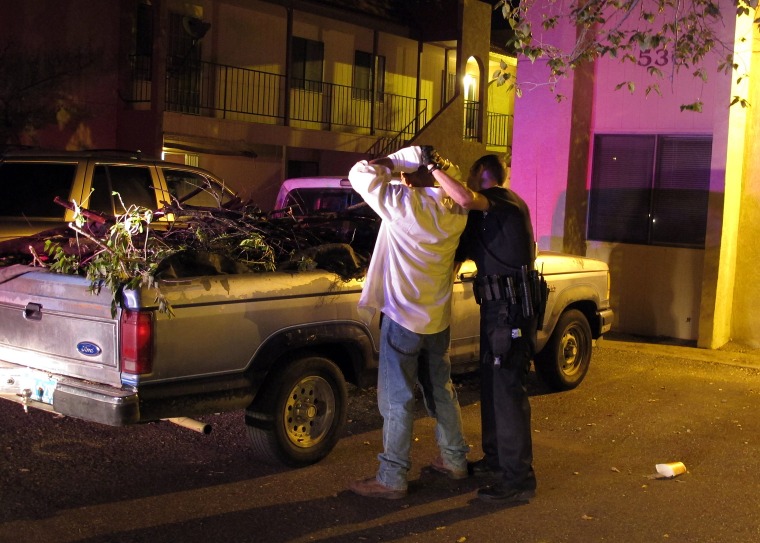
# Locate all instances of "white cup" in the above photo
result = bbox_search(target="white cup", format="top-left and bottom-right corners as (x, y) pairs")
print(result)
(656, 462), (687, 477)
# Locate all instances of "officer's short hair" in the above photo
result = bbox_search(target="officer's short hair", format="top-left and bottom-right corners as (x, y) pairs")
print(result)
(471, 154), (507, 186)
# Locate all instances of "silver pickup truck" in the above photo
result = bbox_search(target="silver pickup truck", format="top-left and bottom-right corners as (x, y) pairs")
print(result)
(0, 177), (613, 467)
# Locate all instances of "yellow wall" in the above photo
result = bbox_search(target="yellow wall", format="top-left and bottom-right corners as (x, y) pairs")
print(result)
(726, 18), (760, 347)
(588, 243), (704, 339)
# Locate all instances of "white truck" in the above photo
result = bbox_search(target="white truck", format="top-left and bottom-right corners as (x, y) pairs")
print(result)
(0, 175), (613, 467)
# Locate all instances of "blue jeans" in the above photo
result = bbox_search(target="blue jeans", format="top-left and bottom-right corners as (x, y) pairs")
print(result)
(376, 316), (470, 491)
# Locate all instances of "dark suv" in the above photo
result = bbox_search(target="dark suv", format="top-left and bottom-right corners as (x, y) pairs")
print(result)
(0, 149), (236, 241)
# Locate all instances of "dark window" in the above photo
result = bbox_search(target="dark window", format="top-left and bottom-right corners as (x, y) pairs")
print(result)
(353, 50), (385, 100)
(163, 168), (230, 207)
(0, 162), (76, 218)
(135, 2), (153, 57)
(588, 134), (712, 248)
(284, 188), (374, 217)
(89, 165), (156, 215)
(292, 37), (324, 92)
(133, 2), (153, 82)
(287, 160), (319, 178)
(167, 12), (202, 113)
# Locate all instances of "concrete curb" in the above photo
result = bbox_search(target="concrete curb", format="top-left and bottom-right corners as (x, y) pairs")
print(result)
(598, 336), (760, 370)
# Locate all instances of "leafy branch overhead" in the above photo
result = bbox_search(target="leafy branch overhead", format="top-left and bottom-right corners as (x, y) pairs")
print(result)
(493, 0), (753, 109)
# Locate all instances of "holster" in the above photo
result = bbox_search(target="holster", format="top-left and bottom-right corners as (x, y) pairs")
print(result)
(474, 268), (550, 330)
(530, 270), (549, 331)
(487, 304), (512, 360)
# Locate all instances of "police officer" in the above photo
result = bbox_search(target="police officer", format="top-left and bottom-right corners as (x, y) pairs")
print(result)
(427, 151), (538, 504)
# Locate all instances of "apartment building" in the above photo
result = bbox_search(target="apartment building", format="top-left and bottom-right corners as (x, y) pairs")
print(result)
(4, 0), (516, 208)
(10, 0), (760, 348)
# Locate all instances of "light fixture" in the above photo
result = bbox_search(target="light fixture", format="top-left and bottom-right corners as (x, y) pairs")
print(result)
(463, 74), (475, 100)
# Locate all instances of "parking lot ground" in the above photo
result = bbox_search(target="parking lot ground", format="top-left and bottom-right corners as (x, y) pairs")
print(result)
(2, 335), (760, 543)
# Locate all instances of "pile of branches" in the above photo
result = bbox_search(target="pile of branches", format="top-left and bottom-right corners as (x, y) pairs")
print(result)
(157, 197), (380, 279)
(0, 195), (380, 313)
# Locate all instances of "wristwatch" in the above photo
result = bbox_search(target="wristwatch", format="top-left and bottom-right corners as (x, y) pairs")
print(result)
(427, 158), (450, 173)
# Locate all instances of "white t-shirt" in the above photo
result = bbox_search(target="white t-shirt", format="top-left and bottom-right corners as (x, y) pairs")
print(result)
(349, 160), (468, 335)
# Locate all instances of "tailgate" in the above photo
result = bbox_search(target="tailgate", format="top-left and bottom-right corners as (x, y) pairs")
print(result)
(0, 267), (122, 387)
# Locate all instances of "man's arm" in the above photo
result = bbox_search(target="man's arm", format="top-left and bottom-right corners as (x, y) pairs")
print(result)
(369, 157), (393, 170)
(432, 169), (490, 211)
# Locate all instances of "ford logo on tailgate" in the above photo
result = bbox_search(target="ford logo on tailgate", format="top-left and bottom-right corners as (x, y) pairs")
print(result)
(77, 342), (102, 357)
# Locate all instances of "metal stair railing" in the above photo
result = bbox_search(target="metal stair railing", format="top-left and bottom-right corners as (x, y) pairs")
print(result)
(365, 107), (428, 158)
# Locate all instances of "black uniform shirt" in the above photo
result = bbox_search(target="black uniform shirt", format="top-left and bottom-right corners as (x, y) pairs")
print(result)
(455, 185), (535, 275)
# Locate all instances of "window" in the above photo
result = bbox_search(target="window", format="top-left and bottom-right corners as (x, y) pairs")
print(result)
(283, 188), (368, 215)
(163, 168), (232, 208)
(135, 2), (153, 57)
(292, 37), (324, 92)
(287, 160), (319, 178)
(0, 162), (76, 218)
(353, 50), (385, 100)
(134, 2), (153, 80)
(167, 12), (202, 113)
(90, 165), (156, 215)
(588, 134), (712, 248)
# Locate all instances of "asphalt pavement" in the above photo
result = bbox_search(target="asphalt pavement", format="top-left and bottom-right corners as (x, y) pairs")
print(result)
(2, 335), (760, 543)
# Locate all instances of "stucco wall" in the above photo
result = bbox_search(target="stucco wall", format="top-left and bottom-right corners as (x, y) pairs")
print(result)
(407, 0), (495, 170)
(510, 23), (577, 251)
(588, 243), (703, 339)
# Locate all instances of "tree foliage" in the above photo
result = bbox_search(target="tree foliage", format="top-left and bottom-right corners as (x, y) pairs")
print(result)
(493, 0), (755, 108)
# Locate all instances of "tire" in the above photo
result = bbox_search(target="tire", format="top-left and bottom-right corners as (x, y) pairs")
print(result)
(534, 309), (592, 391)
(245, 355), (347, 467)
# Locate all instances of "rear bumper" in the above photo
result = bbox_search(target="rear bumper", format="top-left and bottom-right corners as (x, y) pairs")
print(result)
(54, 379), (140, 425)
(0, 367), (139, 426)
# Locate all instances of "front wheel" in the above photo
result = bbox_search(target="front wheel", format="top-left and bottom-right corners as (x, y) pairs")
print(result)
(534, 309), (592, 391)
(245, 356), (348, 467)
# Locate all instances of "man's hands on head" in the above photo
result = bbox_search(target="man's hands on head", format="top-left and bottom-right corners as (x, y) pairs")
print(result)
(386, 146), (424, 173)
(421, 146), (450, 172)
(401, 166), (435, 188)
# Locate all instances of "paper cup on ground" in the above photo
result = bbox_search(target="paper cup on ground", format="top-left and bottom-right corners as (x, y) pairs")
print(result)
(656, 462), (687, 478)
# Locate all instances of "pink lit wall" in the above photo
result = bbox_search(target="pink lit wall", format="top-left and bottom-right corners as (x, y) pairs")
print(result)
(511, 3), (737, 253)
(510, 2), (739, 340)
(510, 24), (579, 252)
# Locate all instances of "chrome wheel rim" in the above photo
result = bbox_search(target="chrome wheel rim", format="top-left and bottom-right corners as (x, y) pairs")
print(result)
(560, 325), (584, 376)
(283, 375), (335, 449)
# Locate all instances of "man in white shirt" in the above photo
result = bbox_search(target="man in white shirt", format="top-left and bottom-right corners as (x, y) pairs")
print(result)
(347, 146), (470, 499)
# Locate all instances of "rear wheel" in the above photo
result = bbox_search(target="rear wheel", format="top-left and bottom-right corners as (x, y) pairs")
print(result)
(535, 309), (592, 391)
(245, 356), (347, 467)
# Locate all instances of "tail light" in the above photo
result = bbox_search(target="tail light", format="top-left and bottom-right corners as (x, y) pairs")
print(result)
(120, 309), (153, 374)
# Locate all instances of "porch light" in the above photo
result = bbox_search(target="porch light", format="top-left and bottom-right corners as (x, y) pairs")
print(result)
(463, 74), (475, 98)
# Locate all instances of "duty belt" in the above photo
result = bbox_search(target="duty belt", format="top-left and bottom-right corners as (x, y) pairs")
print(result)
(474, 267), (549, 329)
(473, 265), (543, 322)
(473, 274), (521, 305)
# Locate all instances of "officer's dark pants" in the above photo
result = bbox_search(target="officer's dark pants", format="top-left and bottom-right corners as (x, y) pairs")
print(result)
(479, 301), (537, 491)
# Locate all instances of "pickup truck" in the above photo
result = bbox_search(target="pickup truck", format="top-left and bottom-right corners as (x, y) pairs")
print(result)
(0, 176), (613, 467)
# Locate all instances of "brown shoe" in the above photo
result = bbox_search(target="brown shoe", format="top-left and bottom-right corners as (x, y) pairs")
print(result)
(349, 476), (407, 499)
(431, 456), (469, 480)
